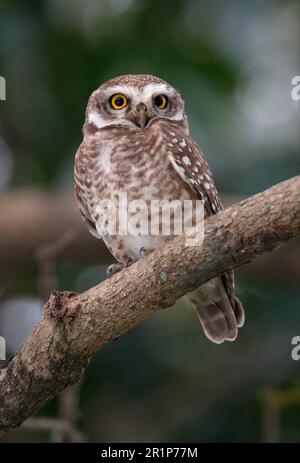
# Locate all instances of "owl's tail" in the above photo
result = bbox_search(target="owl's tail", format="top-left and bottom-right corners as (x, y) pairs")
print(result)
(187, 277), (245, 344)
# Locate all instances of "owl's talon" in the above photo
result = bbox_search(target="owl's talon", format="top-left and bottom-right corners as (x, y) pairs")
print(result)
(165, 236), (174, 243)
(106, 258), (133, 277)
(106, 263), (125, 277)
(126, 257), (133, 266)
(139, 247), (153, 258)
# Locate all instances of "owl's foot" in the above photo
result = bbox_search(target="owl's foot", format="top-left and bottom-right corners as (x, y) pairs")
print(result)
(106, 262), (125, 277)
(106, 258), (133, 277)
(165, 236), (174, 242)
(139, 247), (153, 258)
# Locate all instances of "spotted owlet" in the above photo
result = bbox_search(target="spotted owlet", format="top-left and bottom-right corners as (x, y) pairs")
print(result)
(74, 74), (245, 343)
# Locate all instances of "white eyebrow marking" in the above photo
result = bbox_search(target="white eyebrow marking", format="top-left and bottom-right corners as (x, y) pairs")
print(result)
(88, 111), (136, 129)
(102, 83), (172, 102)
(141, 83), (172, 100)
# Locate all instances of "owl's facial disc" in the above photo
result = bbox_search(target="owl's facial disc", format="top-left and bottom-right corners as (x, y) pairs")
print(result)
(86, 79), (187, 132)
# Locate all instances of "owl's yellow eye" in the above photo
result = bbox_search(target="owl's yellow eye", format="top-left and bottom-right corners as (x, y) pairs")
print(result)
(110, 94), (128, 110)
(154, 94), (168, 110)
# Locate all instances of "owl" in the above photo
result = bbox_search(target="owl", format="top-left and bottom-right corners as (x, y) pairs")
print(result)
(74, 74), (245, 343)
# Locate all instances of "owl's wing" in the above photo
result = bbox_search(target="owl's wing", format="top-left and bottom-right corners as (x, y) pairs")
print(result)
(163, 126), (223, 217)
(162, 124), (245, 341)
(74, 143), (101, 239)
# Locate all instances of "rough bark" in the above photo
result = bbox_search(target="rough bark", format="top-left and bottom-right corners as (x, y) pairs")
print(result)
(0, 176), (299, 434)
(0, 189), (299, 287)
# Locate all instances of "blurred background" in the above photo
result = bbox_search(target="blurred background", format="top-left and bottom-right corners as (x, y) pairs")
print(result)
(0, 0), (299, 443)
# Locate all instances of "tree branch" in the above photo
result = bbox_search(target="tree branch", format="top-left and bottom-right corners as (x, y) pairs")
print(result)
(0, 176), (299, 434)
(1, 189), (300, 286)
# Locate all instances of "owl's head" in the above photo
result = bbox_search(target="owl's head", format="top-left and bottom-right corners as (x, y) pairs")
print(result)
(84, 74), (188, 134)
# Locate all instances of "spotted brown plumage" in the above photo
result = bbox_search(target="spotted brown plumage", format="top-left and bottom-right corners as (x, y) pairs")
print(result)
(74, 74), (245, 343)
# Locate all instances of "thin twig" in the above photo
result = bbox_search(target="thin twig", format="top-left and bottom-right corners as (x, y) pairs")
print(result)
(262, 385), (300, 442)
(36, 229), (75, 302)
(24, 230), (85, 442)
(23, 416), (85, 442)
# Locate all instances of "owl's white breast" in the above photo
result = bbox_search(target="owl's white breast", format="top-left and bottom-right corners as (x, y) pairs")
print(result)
(81, 122), (194, 263)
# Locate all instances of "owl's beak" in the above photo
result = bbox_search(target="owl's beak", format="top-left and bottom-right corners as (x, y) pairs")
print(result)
(134, 102), (150, 129)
